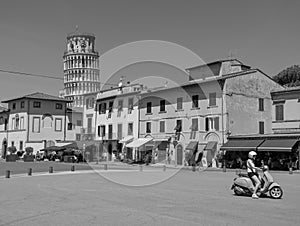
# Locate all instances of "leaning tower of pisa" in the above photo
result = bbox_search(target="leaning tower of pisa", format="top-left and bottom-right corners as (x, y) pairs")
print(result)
(63, 30), (100, 108)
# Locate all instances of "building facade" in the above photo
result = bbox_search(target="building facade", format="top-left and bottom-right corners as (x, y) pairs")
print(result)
(271, 87), (300, 134)
(139, 59), (282, 166)
(0, 92), (73, 157)
(63, 31), (100, 108)
(95, 83), (143, 161)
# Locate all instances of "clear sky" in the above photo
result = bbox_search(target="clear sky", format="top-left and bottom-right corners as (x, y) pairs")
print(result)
(0, 0), (300, 100)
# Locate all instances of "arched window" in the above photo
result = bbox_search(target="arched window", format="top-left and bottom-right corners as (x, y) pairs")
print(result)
(42, 114), (53, 128)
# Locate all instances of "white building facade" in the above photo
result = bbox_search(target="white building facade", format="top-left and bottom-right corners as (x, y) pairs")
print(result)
(0, 92), (73, 157)
(95, 84), (143, 161)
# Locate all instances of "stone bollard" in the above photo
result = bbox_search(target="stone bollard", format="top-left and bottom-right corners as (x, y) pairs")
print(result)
(71, 165), (75, 172)
(163, 165), (166, 172)
(49, 166), (53, 173)
(139, 165), (143, 172)
(28, 168), (32, 176)
(289, 167), (293, 175)
(223, 164), (226, 173)
(5, 170), (10, 178)
(104, 164), (108, 170)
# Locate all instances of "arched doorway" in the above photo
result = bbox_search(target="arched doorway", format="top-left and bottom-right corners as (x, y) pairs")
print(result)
(2, 138), (7, 158)
(204, 132), (220, 167)
(176, 144), (183, 165)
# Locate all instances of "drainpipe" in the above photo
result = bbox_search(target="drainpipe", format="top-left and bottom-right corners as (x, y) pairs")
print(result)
(27, 99), (30, 143)
(138, 95), (141, 139)
(64, 102), (67, 141)
(94, 99), (98, 154)
(221, 90), (224, 146)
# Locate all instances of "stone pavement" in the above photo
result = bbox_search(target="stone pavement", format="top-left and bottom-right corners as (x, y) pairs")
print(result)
(0, 168), (299, 226)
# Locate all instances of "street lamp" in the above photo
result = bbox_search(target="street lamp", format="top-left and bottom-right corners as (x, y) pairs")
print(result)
(83, 144), (85, 163)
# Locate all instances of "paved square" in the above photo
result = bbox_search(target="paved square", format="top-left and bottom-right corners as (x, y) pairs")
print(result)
(0, 168), (299, 226)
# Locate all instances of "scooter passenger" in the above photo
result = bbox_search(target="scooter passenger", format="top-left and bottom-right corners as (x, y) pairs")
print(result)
(247, 151), (262, 199)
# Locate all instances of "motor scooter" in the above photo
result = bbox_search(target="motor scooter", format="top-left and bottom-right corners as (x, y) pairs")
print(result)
(231, 166), (283, 199)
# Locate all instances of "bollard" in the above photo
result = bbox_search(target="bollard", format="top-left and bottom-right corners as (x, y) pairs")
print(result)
(49, 166), (53, 173)
(223, 164), (226, 173)
(289, 167), (293, 175)
(28, 168), (32, 176)
(192, 165), (196, 172)
(104, 164), (108, 170)
(71, 165), (75, 172)
(139, 165), (143, 172)
(163, 165), (166, 172)
(5, 170), (10, 178)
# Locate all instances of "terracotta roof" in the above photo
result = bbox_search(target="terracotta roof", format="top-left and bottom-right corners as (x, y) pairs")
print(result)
(140, 68), (278, 96)
(0, 105), (8, 112)
(185, 59), (245, 71)
(2, 92), (72, 103)
(271, 86), (300, 94)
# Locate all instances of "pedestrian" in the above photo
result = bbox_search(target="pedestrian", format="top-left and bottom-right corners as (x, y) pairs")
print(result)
(247, 151), (263, 199)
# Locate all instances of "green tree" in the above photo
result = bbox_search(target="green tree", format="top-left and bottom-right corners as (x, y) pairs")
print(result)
(273, 65), (300, 87)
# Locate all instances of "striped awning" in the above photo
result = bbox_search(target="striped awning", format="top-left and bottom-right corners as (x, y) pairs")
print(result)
(220, 139), (264, 151)
(126, 138), (153, 148)
(257, 139), (298, 152)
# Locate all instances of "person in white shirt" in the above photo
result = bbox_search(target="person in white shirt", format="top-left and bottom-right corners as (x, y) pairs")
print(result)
(247, 151), (262, 199)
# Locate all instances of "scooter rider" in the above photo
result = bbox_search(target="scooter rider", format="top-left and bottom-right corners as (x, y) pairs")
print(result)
(247, 151), (262, 199)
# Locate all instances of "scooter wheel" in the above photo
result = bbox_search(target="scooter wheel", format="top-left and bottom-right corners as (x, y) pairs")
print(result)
(269, 186), (283, 199)
(233, 186), (243, 196)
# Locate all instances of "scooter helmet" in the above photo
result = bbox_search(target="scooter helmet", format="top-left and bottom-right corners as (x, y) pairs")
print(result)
(248, 151), (257, 159)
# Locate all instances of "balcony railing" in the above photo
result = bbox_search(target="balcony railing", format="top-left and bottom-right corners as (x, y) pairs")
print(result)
(98, 133), (119, 140)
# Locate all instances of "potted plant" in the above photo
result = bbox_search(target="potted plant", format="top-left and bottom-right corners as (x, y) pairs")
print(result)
(6, 146), (18, 162)
(24, 147), (34, 162)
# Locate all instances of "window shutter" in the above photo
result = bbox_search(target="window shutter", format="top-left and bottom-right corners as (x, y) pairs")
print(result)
(214, 117), (219, 131)
(205, 118), (209, 131)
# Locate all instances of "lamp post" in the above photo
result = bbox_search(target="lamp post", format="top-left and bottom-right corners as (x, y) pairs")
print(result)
(83, 144), (85, 163)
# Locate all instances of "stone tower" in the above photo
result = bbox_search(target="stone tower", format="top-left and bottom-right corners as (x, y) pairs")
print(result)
(63, 29), (100, 108)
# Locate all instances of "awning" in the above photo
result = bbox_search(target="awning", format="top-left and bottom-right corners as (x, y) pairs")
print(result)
(257, 139), (298, 152)
(40, 146), (66, 152)
(60, 142), (78, 149)
(185, 141), (198, 151)
(126, 138), (153, 148)
(119, 136), (134, 143)
(204, 141), (217, 151)
(220, 139), (264, 151)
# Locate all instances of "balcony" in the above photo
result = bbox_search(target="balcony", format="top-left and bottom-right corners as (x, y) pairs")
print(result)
(98, 132), (120, 141)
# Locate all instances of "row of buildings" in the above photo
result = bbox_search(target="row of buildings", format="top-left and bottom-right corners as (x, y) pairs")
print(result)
(1, 31), (299, 169)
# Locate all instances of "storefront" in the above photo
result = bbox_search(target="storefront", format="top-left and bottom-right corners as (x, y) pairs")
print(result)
(220, 135), (300, 170)
(125, 138), (153, 162)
